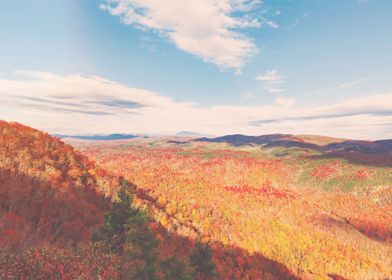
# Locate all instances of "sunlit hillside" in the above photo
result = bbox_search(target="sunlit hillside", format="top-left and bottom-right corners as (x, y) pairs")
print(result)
(73, 135), (392, 279)
(1, 121), (392, 279)
(2, 0), (392, 279)
(0, 122), (226, 279)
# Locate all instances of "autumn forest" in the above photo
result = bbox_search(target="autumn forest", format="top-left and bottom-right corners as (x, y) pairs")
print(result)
(2, 0), (392, 279)
(0, 120), (391, 279)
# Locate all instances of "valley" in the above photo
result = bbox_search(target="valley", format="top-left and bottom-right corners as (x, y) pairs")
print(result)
(1, 121), (391, 279)
(71, 133), (392, 279)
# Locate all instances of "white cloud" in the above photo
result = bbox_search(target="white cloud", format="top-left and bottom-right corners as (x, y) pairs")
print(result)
(275, 97), (295, 108)
(263, 19), (279, 29)
(256, 70), (282, 82)
(335, 76), (372, 90)
(256, 69), (285, 93)
(100, 0), (266, 71)
(0, 71), (391, 139)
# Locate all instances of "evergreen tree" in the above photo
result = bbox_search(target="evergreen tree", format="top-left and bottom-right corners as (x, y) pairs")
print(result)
(92, 179), (217, 280)
(160, 256), (193, 280)
(92, 179), (159, 279)
(190, 241), (217, 280)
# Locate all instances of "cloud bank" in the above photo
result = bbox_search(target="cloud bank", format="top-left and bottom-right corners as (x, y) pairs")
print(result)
(0, 71), (391, 139)
(100, 0), (266, 70)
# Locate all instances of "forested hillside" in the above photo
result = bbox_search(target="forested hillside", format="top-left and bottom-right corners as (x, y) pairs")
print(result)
(0, 121), (248, 279)
(77, 136), (392, 279)
(0, 120), (119, 250)
(1, 121), (391, 279)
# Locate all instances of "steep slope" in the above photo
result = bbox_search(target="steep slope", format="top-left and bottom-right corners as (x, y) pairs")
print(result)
(0, 121), (272, 280)
(3, 122), (391, 279)
(0, 121), (117, 250)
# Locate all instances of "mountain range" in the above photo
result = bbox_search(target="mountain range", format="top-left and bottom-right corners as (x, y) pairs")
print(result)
(193, 134), (392, 155)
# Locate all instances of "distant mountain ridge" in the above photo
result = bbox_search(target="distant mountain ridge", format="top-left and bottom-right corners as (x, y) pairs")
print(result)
(176, 131), (212, 137)
(193, 134), (392, 154)
(55, 131), (392, 154)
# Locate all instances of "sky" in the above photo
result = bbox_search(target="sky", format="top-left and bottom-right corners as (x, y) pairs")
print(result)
(0, 0), (391, 139)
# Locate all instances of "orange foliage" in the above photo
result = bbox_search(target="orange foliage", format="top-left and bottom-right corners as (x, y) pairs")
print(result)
(1, 120), (391, 279)
(77, 140), (392, 279)
(0, 121), (115, 249)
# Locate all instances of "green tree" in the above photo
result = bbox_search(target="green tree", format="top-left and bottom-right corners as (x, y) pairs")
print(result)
(92, 179), (159, 279)
(190, 241), (217, 280)
(160, 256), (193, 280)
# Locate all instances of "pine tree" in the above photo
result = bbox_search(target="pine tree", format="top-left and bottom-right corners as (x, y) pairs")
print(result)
(92, 179), (159, 279)
(160, 256), (193, 280)
(190, 241), (217, 280)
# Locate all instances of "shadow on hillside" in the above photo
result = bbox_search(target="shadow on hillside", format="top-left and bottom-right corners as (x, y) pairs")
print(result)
(0, 168), (298, 279)
(193, 134), (319, 150)
(133, 183), (299, 279)
(0, 167), (109, 250)
(161, 231), (299, 279)
(194, 135), (392, 167)
(263, 141), (320, 150)
(271, 140), (392, 168)
(312, 152), (392, 167)
(315, 214), (391, 245)
(327, 273), (349, 280)
(269, 141), (392, 167)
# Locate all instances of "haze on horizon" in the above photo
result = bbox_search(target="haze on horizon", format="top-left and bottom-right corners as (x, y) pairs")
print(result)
(0, 0), (391, 139)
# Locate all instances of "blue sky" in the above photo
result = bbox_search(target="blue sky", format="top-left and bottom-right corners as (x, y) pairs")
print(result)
(0, 0), (391, 138)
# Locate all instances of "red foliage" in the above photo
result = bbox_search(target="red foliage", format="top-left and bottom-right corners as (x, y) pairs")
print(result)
(354, 168), (371, 180)
(0, 247), (120, 279)
(0, 121), (114, 250)
(311, 161), (342, 179)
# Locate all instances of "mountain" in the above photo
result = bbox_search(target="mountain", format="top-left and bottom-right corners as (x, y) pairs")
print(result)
(323, 139), (392, 154)
(193, 133), (319, 149)
(55, 133), (139, 140)
(0, 121), (227, 280)
(2, 121), (391, 279)
(0, 121), (117, 249)
(81, 129), (392, 279)
(194, 133), (392, 154)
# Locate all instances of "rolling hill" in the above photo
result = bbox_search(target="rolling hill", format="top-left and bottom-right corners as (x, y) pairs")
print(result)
(76, 133), (392, 279)
(194, 133), (392, 154)
(1, 121), (391, 279)
(2, 121), (293, 279)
